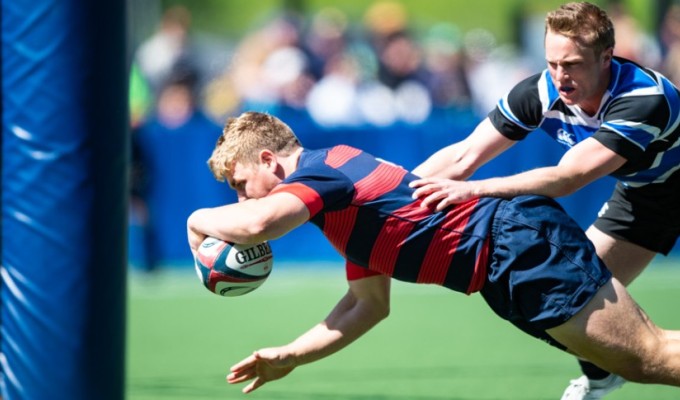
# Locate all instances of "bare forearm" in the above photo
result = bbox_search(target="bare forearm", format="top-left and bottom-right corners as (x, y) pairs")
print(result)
(412, 143), (474, 180)
(472, 166), (583, 199)
(413, 119), (516, 180)
(285, 292), (388, 366)
(187, 194), (310, 251)
(188, 205), (265, 246)
(228, 276), (391, 394)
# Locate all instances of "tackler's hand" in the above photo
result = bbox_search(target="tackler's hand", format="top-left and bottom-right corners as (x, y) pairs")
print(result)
(410, 178), (478, 211)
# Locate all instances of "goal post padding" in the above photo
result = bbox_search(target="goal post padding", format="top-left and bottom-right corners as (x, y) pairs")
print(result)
(2, 1), (128, 399)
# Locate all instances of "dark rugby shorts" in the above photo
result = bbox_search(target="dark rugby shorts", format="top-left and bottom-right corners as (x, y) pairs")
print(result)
(593, 172), (680, 255)
(481, 195), (612, 350)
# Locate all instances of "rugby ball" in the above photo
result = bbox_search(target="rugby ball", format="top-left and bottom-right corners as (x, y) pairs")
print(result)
(194, 237), (274, 297)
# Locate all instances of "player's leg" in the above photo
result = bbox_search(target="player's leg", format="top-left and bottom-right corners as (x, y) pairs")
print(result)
(586, 226), (656, 286)
(547, 277), (680, 386)
(561, 179), (676, 399)
(564, 227), (657, 394)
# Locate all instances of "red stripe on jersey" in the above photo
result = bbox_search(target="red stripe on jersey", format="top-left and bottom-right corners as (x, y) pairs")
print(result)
(466, 234), (490, 294)
(325, 145), (362, 168)
(346, 260), (382, 280)
(322, 206), (359, 255)
(391, 198), (433, 220)
(416, 199), (478, 284)
(353, 163), (407, 203)
(270, 183), (324, 218)
(367, 200), (428, 276)
(369, 215), (412, 276)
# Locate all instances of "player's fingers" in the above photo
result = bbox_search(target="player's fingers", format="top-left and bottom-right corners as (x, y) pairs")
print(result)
(409, 177), (444, 188)
(226, 366), (256, 384)
(408, 178), (429, 188)
(420, 190), (448, 209)
(435, 196), (455, 212)
(411, 183), (440, 201)
(230, 354), (257, 373)
(243, 377), (266, 394)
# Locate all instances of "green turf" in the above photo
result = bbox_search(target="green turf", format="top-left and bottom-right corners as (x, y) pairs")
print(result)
(127, 259), (680, 399)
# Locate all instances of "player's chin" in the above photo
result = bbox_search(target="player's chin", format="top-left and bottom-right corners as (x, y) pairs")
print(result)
(558, 89), (577, 103)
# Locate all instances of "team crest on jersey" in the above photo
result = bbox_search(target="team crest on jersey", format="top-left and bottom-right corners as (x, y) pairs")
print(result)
(556, 129), (577, 147)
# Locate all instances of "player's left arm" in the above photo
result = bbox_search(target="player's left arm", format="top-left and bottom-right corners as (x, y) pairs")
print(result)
(227, 274), (391, 393)
(413, 138), (626, 210)
(187, 192), (310, 254)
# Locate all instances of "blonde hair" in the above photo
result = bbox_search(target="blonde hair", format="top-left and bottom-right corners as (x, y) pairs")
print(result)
(208, 112), (301, 181)
(546, 2), (615, 56)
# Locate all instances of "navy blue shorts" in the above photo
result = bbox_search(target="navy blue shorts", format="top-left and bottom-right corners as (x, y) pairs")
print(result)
(481, 195), (612, 350)
(593, 172), (680, 255)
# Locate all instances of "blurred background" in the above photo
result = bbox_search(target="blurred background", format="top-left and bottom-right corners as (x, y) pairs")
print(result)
(125, 0), (680, 272)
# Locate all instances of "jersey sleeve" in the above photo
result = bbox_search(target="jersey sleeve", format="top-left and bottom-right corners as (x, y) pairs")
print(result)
(488, 73), (545, 141)
(595, 93), (670, 160)
(269, 166), (355, 218)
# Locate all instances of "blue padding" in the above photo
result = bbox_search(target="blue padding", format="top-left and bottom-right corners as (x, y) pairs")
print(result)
(2, 1), (126, 399)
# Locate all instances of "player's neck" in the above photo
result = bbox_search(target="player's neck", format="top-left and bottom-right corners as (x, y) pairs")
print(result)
(279, 147), (304, 178)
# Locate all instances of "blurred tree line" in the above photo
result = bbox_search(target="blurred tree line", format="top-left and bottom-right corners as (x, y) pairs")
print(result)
(148, 0), (662, 43)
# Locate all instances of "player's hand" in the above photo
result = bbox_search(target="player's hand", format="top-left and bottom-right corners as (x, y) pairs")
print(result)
(409, 178), (478, 211)
(186, 224), (207, 257)
(227, 347), (297, 393)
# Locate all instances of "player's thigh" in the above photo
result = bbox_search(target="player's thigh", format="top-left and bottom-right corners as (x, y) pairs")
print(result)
(545, 278), (663, 376)
(585, 226), (656, 286)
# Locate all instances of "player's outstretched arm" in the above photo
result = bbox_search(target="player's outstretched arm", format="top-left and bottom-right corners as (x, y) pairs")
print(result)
(227, 274), (392, 393)
(411, 137), (626, 210)
(411, 118), (515, 179)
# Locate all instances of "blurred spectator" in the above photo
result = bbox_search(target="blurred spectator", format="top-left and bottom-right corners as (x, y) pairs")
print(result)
(360, 1), (433, 125)
(464, 28), (531, 116)
(303, 7), (350, 80)
(422, 23), (473, 110)
(202, 1), (483, 126)
(363, 0), (409, 51)
(135, 5), (195, 97)
(306, 50), (364, 127)
(131, 63), (235, 269)
(606, 0), (661, 68)
(660, 3), (680, 86)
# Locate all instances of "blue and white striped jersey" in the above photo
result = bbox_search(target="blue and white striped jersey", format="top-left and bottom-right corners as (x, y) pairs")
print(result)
(489, 57), (680, 188)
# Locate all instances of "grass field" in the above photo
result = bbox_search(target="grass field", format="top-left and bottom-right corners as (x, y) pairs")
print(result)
(127, 259), (680, 399)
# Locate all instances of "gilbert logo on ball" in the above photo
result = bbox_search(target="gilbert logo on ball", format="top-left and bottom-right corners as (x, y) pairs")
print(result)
(194, 237), (273, 297)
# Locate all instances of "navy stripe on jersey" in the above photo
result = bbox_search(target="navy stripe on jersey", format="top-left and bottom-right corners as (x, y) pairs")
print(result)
(489, 56), (680, 187)
(274, 146), (500, 294)
(344, 206), (386, 271)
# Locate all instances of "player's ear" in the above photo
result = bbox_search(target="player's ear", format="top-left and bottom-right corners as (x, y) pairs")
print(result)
(258, 149), (277, 170)
(601, 47), (613, 67)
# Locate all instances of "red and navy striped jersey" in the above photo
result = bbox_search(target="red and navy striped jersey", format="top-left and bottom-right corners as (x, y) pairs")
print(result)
(269, 145), (502, 294)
